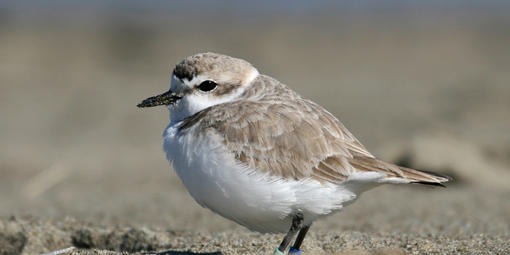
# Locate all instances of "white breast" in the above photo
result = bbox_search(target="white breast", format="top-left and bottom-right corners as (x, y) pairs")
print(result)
(163, 122), (360, 233)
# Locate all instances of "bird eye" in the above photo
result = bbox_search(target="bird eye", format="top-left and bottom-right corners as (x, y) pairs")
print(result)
(197, 80), (217, 92)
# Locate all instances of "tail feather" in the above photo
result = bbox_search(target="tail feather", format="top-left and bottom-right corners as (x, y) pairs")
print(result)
(349, 156), (452, 186)
(413, 181), (447, 188)
(397, 165), (452, 185)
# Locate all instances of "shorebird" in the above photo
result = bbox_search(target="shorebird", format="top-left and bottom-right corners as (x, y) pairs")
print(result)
(138, 53), (450, 254)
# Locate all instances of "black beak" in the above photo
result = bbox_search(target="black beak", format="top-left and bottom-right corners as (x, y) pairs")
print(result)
(137, 90), (182, 108)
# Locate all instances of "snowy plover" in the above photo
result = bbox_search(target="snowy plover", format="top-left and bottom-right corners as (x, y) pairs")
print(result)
(138, 53), (450, 254)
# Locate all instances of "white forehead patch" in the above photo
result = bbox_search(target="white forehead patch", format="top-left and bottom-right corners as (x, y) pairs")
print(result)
(170, 74), (184, 93)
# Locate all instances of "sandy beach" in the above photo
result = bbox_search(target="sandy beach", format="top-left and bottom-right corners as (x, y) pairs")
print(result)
(1, 2), (509, 254)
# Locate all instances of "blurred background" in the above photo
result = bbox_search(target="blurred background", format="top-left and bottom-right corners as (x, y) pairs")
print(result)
(1, 1), (509, 252)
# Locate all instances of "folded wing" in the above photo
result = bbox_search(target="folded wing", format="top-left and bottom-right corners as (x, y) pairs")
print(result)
(179, 76), (450, 186)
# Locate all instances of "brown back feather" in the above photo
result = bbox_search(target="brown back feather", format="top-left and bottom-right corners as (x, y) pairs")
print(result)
(178, 75), (449, 185)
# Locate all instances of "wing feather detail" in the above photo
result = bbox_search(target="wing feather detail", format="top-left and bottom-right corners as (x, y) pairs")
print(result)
(177, 75), (449, 186)
(177, 75), (372, 183)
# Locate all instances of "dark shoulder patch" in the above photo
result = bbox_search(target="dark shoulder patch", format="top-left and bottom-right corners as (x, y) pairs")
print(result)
(178, 107), (213, 131)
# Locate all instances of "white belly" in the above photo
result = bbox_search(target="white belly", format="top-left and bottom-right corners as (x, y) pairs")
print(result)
(163, 123), (359, 233)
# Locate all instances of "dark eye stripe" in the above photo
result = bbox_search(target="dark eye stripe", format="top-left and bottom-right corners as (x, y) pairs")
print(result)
(197, 80), (217, 92)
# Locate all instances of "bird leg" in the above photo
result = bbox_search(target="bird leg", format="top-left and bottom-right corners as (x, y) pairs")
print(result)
(288, 224), (311, 254)
(274, 212), (303, 254)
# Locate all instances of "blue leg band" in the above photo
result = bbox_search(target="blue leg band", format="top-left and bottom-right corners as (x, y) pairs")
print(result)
(289, 247), (302, 254)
